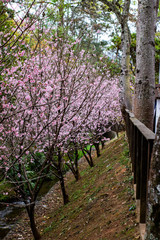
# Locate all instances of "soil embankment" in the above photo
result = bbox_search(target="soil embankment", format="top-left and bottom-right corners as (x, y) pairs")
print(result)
(4, 133), (140, 240)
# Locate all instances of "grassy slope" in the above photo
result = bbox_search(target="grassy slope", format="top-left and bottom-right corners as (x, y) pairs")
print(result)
(5, 133), (140, 240)
(41, 133), (140, 240)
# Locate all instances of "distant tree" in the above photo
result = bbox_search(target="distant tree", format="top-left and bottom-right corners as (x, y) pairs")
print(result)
(108, 33), (136, 76)
(84, 0), (132, 113)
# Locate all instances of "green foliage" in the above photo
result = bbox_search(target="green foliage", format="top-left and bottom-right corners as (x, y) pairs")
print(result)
(44, 0), (114, 62)
(109, 31), (160, 81)
(158, 2), (160, 17)
(129, 204), (136, 211)
(64, 144), (92, 163)
(0, 180), (15, 201)
(4, 151), (48, 198)
(0, 2), (31, 75)
(0, 2), (15, 72)
(101, 56), (121, 76)
(0, 2), (15, 32)
(71, 189), (82, 201)
(109, 35), (121, 53)
(155, 32), (160, 83)
(108, 33), (136, 75)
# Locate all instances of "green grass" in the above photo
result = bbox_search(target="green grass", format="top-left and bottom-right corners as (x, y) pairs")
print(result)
(41, 133), (138, 240)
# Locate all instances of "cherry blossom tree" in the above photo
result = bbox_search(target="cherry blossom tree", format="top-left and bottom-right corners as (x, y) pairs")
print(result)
(0, 32), (121, 239)
(62, 68), (121, 175)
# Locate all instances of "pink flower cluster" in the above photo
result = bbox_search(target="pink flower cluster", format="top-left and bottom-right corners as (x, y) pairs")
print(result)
(0, 38), (121, 178)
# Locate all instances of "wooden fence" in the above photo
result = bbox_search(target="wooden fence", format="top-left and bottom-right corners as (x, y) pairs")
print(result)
(125, 109), (155, 224)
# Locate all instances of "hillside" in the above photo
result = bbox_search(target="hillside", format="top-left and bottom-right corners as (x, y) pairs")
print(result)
(5, 133), (140, 240)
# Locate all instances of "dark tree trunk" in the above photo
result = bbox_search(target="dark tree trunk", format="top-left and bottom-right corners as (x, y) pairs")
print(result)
(26, 204), (41, 240)
(66, 144), (81, 181)
(94, 143), (100, 157)
(59, 175), (69, 205)
(57, 149), (69, 205)
(101, 140), (105, 149)
(75, 169), (81, 181)
(65, 163), (81, 181)
(81, 147), (94, 167)
(74, 146), (81, 180)
(88, 155), (94, 167)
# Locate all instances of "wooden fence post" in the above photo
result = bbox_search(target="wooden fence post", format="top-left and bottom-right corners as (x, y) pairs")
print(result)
(140, 136), (148, 223)
(133, 125), (137, 184)
(136, 129), (141, 200)
(130, 121), (134, 173)
(125, 109), (155, 227)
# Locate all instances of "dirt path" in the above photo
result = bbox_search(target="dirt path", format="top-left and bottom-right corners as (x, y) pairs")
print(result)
(4, 134), (140, 240)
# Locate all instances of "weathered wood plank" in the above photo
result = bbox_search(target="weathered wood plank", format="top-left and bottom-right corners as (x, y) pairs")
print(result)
(126, 109), (155, 140)
(125, 109), (155, 226)
(130, 117), (155, 140)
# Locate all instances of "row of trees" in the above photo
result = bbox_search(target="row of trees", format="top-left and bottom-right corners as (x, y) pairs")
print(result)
(0, 2), (121, 239)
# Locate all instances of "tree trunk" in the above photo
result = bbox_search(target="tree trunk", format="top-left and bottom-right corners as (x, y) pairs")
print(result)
(88, 154), (94, 167)
(66, 163), (81, 181)
(145, 117), (160, 239)
(82, 148), (94, 167)
(94, 143), (100, 157)
(75, 169), (81, 181)
(57, 149), (69, 205)
(26, 204), (41, 240)
(101, 140), (105, 149)
(97, 0), (132, 113)
(120, 22), (132, 112)
(74, 146), (81, 180)
(134, 0), (158, 130)
(66, 145), (81, 181)
(59, 176), (69, 205)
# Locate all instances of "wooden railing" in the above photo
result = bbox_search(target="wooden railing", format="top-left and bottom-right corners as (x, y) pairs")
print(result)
(125, 110), (155, 224)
